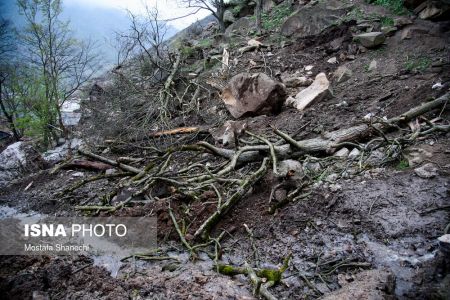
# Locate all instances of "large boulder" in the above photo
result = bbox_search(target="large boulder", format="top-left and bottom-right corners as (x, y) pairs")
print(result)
(0, 142), (43, 187)
(285, 73), (331, 111)
(221, 73), (287, 118)
(354, 32), (386, 48)
(225, 17), (253, 37)
(280, 1), (352, 37)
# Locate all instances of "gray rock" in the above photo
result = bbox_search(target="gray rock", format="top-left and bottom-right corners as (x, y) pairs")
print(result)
(221, 73), (287, 118)
(367, 149), (385, 166)
(281, 74), (312, 88)
(414, 163), (438, 178)
(355, 32), (386, 48)
(333, 147), (350, 158)
(43, 138), (83, 163)
(277, 159), (303, 178)
(224, 10), (236, 24)
(281, 1), (351, 37)
(368, 59), (377, 72)
(225, 17), (253, 37)
(333, 65), (352, 83)
(348, 148), (361, 159)
(209, 120), (248, 146)
(0, 142), (27, 187)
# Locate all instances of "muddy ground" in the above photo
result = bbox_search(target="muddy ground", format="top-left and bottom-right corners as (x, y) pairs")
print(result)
(1, 1), (450, 299)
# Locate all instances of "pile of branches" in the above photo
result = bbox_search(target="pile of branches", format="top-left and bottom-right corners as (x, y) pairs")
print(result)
(59, 92), (448, 299)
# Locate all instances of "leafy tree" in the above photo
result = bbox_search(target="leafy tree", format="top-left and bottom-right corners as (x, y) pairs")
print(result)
(16, 0), (98, 146)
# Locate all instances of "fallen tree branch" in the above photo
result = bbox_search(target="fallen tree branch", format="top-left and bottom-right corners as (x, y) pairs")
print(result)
(78, 149), (142, 174)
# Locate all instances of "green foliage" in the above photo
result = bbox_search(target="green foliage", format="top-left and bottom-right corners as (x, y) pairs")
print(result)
(195, 38), (213, 49)
(370, 0), (408, 15)
(380, 16), (395, 26)
(180, 45), (196, 58)
(404, 56), (432, 72)
(396, 159), (409, 170)
(261, 3), (292, 31)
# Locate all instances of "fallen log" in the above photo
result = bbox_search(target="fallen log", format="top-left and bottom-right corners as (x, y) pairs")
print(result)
(148, 126), (209, 138)
(78, 149), (142, 174)
(62, 160), (113, 171)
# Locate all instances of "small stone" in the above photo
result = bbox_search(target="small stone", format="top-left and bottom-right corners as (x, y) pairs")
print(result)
(330, 184), (342, 192)
(334, 147), (350, 158)
(348, 148), (361, 159)
(368, 59), (377, 72)
(333, 66), (352, 83)
(414, 163), (438, 178)
(326, 173), (339, 182)
(274, 189), (287, 201)
(71, 172), (84, 177)
(105, 168), (117, 175)
(432, 82), (443, 90)
(304, 65), (314, 71)
(327, 57), (338, 64)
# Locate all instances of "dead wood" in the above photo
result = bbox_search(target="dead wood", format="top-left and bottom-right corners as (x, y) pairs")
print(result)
(78, 149), (142, 174)
(62, 160), (113, 171)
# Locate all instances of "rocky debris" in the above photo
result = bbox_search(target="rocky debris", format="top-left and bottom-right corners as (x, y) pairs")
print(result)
(333, 147), (349, 158)
(403, 146), (433, 167)
(43, 138), (83, 163)
(285, 73), (331, 111)
(333, 66), (352, 83)
(239, 38), (265, 54)
(304, 65), (314, 71)
(438, 234), (450, 254)
(321, 270), (395, 300)
(210, 120), (248, 146)
(280, 1), (351, 37)
(414, 163), (438, 178)
(348, 148), (361, 159)
(277, 159), (304, 179)
(223, 10), (236, 25)
(0, 142), (43, 187)
(394, 16), (413, 28)
(327, 57), (338, 64)
(355, 32), (386, 48)
(224, 17), (253, 37)
(220, 73), (287, 118)
(414, 0), (450, 19)
(381, 26), (398, 36)
(281, 73), (313, 88)
(368, 59), (378, 72)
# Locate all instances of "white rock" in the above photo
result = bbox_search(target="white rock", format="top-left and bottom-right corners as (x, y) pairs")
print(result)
(368, 59), (377, 72)
(247, 39), (263, 48)
(414, 163), (438, 178)
(285, 73), (331, 111)
(333, 147), (349, 158)
(363, 113), (374, 121)
(43, 138), (83, 163)
(0, 142), (27, 187)
(432, 82), (443, 90)
(327, 57), (338, 64)
(71, 172), (84, 177)
(348, 148), (361, 159)
(304, 65), (314, 71)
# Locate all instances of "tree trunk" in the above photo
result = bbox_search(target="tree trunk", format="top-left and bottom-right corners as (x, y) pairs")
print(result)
(256, 0), (262, 35)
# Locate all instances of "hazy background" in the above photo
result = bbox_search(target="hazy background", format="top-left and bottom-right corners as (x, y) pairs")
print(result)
(0, 0), (210, 68)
